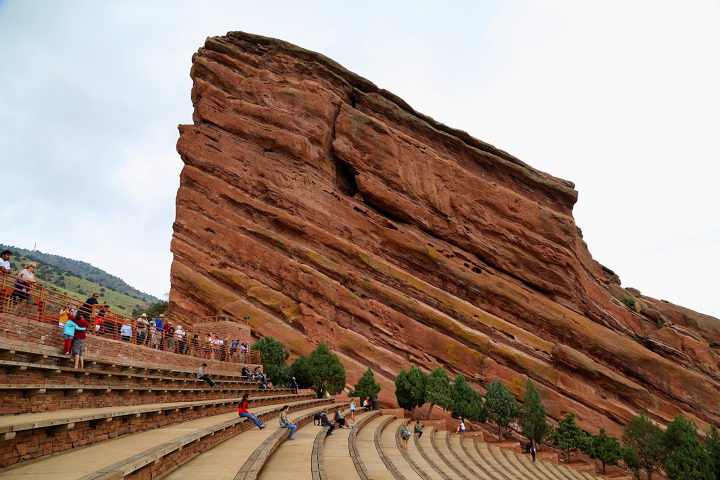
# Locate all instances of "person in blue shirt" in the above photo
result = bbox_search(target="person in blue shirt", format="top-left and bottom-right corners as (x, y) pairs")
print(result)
(153, 314), (165, 349)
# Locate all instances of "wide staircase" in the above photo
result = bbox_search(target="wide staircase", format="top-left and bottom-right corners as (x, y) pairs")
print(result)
(0, 345), (620, 479)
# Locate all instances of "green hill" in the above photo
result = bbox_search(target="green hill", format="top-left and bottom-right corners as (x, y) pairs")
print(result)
(1, 245), (161, 316)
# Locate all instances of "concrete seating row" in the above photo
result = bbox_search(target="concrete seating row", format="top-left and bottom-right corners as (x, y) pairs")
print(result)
(0, 343), (258, 383)
(346, 410), (382, 479)
(0, 392), (313, 467)
(1, 398), (336, 479)
(0, 358), (263, 387)
(0, 382), (294, 415)
(310, 407), (360, 480)
(235, 403), (348, 480)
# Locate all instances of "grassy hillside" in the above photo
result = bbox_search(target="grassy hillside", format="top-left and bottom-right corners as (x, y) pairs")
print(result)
(1, 245), (160, 316)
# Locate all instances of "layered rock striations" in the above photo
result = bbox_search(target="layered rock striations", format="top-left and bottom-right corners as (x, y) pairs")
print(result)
(171, 31), (720, 436)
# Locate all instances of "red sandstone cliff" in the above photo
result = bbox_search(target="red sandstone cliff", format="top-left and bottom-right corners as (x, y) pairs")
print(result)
(170, 31), (720, 437)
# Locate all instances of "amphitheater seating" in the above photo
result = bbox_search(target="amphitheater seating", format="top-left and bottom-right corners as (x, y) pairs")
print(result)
(0, 340), (611, 480)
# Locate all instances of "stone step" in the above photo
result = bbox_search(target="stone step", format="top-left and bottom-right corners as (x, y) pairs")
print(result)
(492, 444), (549, 480)
(0, 398), (332, 480)
(408, 426), (449, 480)
(379, 418), (423, 480)
(430, 430), (475, 480)
(475, 440), (528, 480)
(445, 432), (486, 478)
(415, 427), (464, 480)
(0, 393), (313, 467)
(322, 410), (376, 480)
(0, 382), (294, 415)
(353, 415), (397, 480)
(161, 403), (341, 480)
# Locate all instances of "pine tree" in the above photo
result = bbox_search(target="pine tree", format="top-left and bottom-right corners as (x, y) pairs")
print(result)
(307, 343), (346, 398)
(663, 414), (713, 480)
(353, 367), (381, 401)
(587, 427), (622, 474)
(519, 379), (550, 448)
(622, 412), (665, 480)
(251, 336), (291, 384)
(290, 355), (311, 389)
(451, 373), (484, 422)
(705, 425), (720, 480)
(485, 380), (520, 441)
(554, 412), (586, 462)
(425, 367), (453, 418)
(394, 365), (427, 415)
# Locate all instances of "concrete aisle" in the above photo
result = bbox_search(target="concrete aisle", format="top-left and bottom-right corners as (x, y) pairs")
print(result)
(404, 428), (437, 480)
(323, 411), (374, 480)
(416, 428), (464, 480)
(256, 408), (327, 480)
(379, 418), (422, 480)
(164, 404), (324, 480)
(354, 415), (395, 480)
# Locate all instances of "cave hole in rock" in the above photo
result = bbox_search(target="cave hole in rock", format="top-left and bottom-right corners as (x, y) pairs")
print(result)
(334, 157), (359, 197)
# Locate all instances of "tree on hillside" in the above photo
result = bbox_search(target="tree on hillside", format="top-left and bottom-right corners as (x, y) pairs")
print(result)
(519, 379), (550, 449)
(353, 367), (382, 401)
(622, 412), (665, 480)
(485, 380), (521, 441)
(586, 427), (622, 474)
(450, 373), (484, 422)
(251, 336), (291, 385)
(290, 355), (312, 389)
(705, 425), (720, 480)
(554, 412), (587, 462)
(306, 343), (346, 398)
(663, 414), (713, 480)
(425, 367), (453, 418)
(395, 365), (427, 415)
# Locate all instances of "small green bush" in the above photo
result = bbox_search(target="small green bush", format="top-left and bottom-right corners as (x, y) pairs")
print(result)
(657, 318), (664, 328)
(620, 297), (637, 311)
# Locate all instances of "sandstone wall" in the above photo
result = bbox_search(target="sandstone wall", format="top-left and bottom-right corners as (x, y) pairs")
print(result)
(171, 31), (720, 436)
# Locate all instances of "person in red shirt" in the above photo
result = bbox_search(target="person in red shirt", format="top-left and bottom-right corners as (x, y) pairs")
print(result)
(73, 315), (90, 369)
(238, 393), (265, 429)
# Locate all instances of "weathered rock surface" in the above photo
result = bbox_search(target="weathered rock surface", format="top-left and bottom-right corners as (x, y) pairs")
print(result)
(171, 31), (720, 437)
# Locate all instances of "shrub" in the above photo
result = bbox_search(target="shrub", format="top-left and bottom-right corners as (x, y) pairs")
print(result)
(621, 297), (637, 311)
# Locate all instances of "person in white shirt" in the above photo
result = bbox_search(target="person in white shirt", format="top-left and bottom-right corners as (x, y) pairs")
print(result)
(175, 325), (186, 354)
(120, 322), (132, 342)
(0, 250), (11, 274)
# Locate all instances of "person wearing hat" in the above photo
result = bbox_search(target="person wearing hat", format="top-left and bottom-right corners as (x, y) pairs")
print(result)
(289, 376), (298, 394)
(153, 314), (165, 349)
(136, 313), (149, 345)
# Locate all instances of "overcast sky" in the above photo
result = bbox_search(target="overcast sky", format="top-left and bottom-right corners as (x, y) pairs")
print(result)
(1, 0), (718, 318)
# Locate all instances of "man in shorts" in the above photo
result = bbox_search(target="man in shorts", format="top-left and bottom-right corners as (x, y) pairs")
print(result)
(73, 315), (90, 369)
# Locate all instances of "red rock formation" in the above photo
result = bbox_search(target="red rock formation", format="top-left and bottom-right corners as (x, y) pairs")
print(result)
(171, 31), (720, 437)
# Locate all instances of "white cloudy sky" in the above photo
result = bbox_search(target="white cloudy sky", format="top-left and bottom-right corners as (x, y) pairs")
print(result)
(1, 0), (718, 318)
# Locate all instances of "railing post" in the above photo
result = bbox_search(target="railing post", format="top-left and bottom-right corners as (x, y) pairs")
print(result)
(37, 285), (45, 321)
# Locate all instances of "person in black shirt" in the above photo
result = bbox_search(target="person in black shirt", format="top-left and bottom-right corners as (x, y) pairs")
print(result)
(77, 293), (100, 320)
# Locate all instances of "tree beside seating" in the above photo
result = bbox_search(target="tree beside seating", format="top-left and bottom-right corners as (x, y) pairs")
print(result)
(484, 380), (520, 441)
(425, 367), (453, 419)
(353, 367), (381, 401)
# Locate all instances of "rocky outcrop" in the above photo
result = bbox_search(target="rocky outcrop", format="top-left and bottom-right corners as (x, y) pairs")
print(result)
(171, 31), (720, 437)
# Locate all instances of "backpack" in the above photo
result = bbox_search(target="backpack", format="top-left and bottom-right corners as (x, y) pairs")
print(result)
(401, 426), (410, 440)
